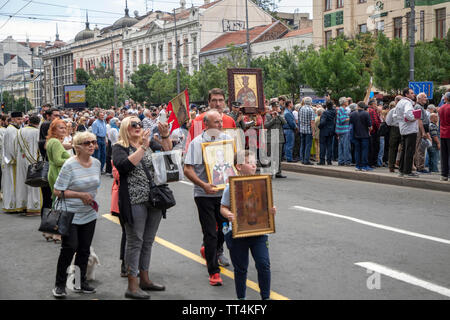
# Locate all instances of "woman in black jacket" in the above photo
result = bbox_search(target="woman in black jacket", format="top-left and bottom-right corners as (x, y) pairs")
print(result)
(112, 116), (172, 299)
(318, 101), (336, 165)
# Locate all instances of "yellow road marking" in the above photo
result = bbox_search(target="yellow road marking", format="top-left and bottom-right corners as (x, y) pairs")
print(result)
(102, 213), (290, 300)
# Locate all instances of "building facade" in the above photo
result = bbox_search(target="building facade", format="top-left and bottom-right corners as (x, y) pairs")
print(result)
(313, 0), (450, 47)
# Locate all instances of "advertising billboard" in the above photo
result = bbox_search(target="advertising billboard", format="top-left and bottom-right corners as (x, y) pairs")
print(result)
(64, 85), (87, 109)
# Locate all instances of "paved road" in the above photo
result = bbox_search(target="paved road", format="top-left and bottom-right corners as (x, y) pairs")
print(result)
(0, 171), (449, 300)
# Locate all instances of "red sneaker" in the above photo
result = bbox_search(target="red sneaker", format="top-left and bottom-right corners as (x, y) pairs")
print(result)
(200, 246), (205, 260)
(209, 273), (223, 286)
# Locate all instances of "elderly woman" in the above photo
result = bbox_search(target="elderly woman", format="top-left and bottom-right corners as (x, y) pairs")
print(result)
(112, 116), (172, 300)
(52, 131), (101, 298)
(46, 120), (71, 194)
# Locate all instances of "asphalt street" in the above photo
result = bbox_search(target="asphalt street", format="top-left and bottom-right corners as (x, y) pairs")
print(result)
(0, 171), (449, 300)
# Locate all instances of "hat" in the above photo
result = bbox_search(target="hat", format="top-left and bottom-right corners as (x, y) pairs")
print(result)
(231, 101), (242, 107)
(11, 111), (23, 118)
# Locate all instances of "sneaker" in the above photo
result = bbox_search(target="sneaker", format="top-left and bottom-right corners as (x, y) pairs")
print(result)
(406, 172), (420, 178)
(209, 273), (223, 286)
(362, 166), (373, 172)
(398, 172), (404, 177)
(417, 169), (430, 174)
(217, 254), (230, 267)
(200, 246), (205, 260)
(440, 176), (449, 181)
(52, 287), (67, 299)
(355, 166), (362, 171)
(73, 282), (96, 294)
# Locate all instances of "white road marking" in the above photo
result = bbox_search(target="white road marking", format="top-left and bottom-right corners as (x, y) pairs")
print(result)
(291, 205), (450, 245)
(355, 262), (450, 298)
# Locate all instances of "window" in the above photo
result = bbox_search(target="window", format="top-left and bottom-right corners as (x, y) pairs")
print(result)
(192, 35), (197, 54)
(420, 11), (425, 41)
(336, 0), (343, 8)
(358, 0), (367, 3)
(336, 28), (344, 36)
(168, 42), (173, 60)
(394, 17), (402, 39)
(436, 8), (446, 39)
(376, 20), (384, 34)
(325, 0), (332, 11)
(152, 45), (157, 63)
(146, 47), (150, 64)
(132, 50), (136, 67)
(139, 49), (143, 65)
(183, 38), (188, 57)
(359, 24), (367, 33)
(325, 30), (332, 47)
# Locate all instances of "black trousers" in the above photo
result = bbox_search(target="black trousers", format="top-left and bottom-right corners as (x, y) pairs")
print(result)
(194, 197), (228, 275)
(105, 140), (112, 174)
(55, 220), (96, 288)
(388, 126), (401, 169)
(399, 133), (417, 175)
(368, 134), (380, 166)
(319, 135), (333, 164)
(441, 138), (450, 178)
(112, 212), (127, 261)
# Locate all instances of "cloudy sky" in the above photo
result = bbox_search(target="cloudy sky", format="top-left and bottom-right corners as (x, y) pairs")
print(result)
(0, 0), (314, 43)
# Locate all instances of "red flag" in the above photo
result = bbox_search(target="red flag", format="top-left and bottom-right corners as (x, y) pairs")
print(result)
(167, 89), (189, 134)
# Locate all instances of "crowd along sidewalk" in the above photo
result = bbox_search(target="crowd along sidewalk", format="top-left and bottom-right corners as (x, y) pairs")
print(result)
(282, 162), (450, 193)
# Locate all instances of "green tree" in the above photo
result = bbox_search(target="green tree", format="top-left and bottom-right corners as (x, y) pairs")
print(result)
(89, 66), (114, 81)
(303, 38), (370, 101)
(147, 70), (173, 104)
(75, 68), (90, 85)
(129, 64), (160, 103)
(190, 60), (222, 102)
(86, 77), (131, 109)
(372, 33), (409, 95)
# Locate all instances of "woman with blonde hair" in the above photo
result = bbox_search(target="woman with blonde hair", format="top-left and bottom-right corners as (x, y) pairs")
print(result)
(112, 116), (172, 299)
(52, 131), (101, 298)
(77, 117), (88, 132)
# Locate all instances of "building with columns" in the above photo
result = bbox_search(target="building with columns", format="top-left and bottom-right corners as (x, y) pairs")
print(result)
(313, 0), (450, 48)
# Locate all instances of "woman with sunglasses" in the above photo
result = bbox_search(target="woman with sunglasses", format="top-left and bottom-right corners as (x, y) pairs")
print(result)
(112, 116), (172, 299)
(52, 131), (101, 298)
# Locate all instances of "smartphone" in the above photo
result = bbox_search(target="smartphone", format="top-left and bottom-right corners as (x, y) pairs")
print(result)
(159, 112), (167, 124)
(90, 200), (99, 212)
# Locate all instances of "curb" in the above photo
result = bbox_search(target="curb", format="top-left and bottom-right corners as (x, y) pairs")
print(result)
(282, 163), (450, 193)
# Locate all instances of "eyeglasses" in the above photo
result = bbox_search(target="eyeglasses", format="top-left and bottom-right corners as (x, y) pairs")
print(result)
(130, 121), (143, 129)
(80, 140), (97, 146)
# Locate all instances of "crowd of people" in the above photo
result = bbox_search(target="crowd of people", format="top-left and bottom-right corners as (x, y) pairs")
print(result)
(0, 86), (449, 300)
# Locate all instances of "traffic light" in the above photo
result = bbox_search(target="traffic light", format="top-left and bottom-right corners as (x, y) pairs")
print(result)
(1, 102), (5, 112)
(30, 69), (34, 78)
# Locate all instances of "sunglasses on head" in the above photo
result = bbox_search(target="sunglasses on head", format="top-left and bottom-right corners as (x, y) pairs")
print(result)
(81, 140), (97, 146)
(130, 121), (143, 129)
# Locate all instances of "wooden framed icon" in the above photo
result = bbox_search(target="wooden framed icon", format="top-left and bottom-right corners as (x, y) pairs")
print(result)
(201, 139), (237, 190)
(229, 174), (275, 238)
(227, 68), (265, 114)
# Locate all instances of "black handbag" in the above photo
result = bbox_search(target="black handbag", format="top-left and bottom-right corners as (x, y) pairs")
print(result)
(164, 154), (180, 183)
(25, 160), (49, 187)
(141, 159), (176, 215)
(38, 192), (74, 236)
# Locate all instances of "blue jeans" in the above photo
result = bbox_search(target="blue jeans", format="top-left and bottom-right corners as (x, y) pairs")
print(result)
(338, 132), (351, 165)
(377, 136), (385, 166)
(354, 137), (369, 168)
(300, 133), (313, 164)
(225, 233), (271, 300)
(283, 129), (295, 161)
(428, 146), (439, 172)
(94, 137), (106, 172)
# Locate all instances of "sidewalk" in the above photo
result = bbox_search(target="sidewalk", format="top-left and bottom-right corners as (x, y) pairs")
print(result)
(282, 161), (450, 193)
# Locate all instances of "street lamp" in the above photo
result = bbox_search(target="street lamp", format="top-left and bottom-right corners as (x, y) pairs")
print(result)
(97, 34), (118, 109)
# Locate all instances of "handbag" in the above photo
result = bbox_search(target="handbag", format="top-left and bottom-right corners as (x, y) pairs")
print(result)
(141, 158), (176, 215)
(38, 192), (74, 236)
(25, 160), (49, 187)
(151, 150), (183, 185)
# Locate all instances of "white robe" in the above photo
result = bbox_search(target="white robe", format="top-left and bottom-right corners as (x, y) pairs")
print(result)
(0, 126), (6, 193)
(2, 124), (21, 212)
(16, 126), (42, 213)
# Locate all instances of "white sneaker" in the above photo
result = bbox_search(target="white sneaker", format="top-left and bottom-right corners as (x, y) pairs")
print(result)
(440, 176), (448, 181)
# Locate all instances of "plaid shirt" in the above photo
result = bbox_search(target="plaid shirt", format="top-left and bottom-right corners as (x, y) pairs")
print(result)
(298, 105), (315, 134)
(368, 107), (381, 135)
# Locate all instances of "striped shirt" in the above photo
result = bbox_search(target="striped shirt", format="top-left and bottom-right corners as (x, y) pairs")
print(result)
(335, 107), (350, 134)
(54, 157), (101, 225)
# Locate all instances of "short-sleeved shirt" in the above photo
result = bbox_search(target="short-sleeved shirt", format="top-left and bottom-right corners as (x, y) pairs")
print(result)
(54, 157), (101, 225)
(185, 131), (231, 198)
(429, 123), (439, 147)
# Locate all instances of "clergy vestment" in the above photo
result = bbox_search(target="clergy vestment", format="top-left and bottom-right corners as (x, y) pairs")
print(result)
(2, 124), (22, 212)
(0, 126), (6, 194)
(16, 126), (42, 213)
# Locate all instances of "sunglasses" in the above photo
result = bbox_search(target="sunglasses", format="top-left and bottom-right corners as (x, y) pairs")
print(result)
(130, 121), (143, 129)
(81, 140), (98, 146)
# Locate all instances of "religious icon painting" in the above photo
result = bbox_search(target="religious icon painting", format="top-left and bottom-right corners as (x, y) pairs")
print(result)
(227, 68), (265, 114)
(229, 174), (275, 238)
(201, 140), (238, 190)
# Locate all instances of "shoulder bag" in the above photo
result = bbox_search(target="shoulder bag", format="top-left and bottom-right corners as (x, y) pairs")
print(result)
(38, 191), (74, 236)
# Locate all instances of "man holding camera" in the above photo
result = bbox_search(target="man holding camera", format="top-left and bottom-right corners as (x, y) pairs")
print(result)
(265, 99), (287, 178)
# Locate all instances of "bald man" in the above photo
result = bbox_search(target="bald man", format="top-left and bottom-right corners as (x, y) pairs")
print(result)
(184, 110), (233, 287)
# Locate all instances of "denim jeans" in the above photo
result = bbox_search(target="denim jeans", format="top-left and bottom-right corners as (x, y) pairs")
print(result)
(427, 146), (439, 172)
(377, 136), (385, 166)
(354, 137), (369, 168)
(283, 129), (295, 161)
(300, 133), (313, 164)
(225, 233), (271, 300)
(338, 132), (351, 165)
(94, 137), (106, 172)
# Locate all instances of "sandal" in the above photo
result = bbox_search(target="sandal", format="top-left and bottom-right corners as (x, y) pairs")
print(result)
(42, 233), (53, 242)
